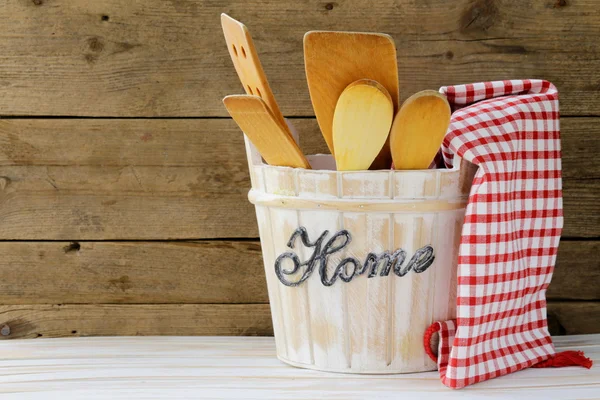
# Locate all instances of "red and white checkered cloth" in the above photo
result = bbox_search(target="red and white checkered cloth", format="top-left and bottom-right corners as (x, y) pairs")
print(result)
(423, 79), (592, 389)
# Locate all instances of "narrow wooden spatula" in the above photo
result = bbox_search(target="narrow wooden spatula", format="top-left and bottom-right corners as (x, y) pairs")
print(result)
(221, 14), (290, 135)
(223, 95), (311, 169)
(304, 31), (399, 167)
(332, 79), (394, 171)
(390, 90), (451, 170)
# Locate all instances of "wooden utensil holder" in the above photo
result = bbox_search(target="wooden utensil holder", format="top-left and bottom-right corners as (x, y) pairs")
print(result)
(243, 124), (475, 374)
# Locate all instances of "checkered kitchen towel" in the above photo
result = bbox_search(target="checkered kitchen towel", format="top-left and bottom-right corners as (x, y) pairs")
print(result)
(423, 80), (592, 389)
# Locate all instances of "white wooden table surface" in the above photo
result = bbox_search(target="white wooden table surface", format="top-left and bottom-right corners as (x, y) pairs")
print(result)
(0, 334), (598, 399)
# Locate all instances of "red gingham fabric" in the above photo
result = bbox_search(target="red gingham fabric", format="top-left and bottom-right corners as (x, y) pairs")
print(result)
(428, 79), (564, 389)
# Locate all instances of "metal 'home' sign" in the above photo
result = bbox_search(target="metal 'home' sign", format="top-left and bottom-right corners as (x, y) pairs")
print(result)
(275, 227), (435, 287)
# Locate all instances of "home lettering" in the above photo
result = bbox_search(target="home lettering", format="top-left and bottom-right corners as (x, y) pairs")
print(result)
(274, 227), (435, 287)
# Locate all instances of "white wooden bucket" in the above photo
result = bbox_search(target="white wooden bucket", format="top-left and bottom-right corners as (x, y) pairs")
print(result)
(244, 125), (475, 374)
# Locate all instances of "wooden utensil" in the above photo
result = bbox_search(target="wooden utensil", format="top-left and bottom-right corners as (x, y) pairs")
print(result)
(223, 95), (311, 169)
(332, 79), (394, 171)
(304, 30), (399, 166)
(221, 14), (290, 135)
(390, 90), (451, 170)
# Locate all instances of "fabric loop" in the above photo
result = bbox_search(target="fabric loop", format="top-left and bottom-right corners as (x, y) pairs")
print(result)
(423, 322), (441, 362)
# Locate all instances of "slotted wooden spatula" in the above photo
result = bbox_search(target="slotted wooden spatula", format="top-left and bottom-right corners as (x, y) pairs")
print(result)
(223, 95), (311, 169)
(332, 79), (394, 171)
(390, 90), (451, 170)
(221, 14), (290, 134)
(304, 31), (399, 167)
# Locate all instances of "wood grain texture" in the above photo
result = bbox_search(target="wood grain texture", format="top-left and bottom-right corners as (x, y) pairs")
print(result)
(0, 118), (257, 238)
(0, 304), (273, 339)
(0, 165), (256, 239)
(547, 302), (600, 335)
(1, 1), (600, 117)
(0, 118), (254, 167)
(0, 240), (593, 305)
(548, 241), (600, 301)
(0, 241), (267, 304)
(562, 179), (599, 238)
(0, 169), (592, 238)
(0, 302), (595, 339)
(0, 335), (598, 398)
(0, 118), (598, 239)
(0, 118), (256, 240)
(1, 118), (597, 178)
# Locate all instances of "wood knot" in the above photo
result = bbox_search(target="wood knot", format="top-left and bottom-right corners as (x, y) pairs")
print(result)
(84, 54), (98, 64)
(445, 50), (454, 60)
(553, 0), (567, 7)
(64, 242), (81, 253)
(87, 37), (104, 52)
(324, 2), (336, 10)
(109, 275), (133, 292)
(1, 325), (10, 336)
(101, 15), (110, 21)
(460, 0), (499, 33)
(32, 0), (43, 5)
(0, 177), (10, 190)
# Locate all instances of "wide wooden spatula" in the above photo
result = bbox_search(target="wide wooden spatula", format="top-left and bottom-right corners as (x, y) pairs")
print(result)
(223, 95), (311, 169)
(221, 14), (290, 136)
(390, 90), (451, 170)
(304, 31), (399, 168)
(333, 79), (394, 171)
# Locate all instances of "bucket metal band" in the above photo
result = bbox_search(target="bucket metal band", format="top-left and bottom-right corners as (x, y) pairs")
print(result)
(248, 189), (468, 212)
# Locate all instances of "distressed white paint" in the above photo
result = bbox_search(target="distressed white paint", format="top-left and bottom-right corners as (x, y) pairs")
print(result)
(245, 135), (473, 373)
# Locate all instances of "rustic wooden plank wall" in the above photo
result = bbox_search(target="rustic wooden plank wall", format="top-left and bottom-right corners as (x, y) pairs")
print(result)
(0, 0), (598, 339)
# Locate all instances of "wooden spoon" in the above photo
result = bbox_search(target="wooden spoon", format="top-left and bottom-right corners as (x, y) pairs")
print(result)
(332, 79), (394, 171)
(221, 14), (290, 136)
(223, 95), (311, 169)
(390, 90), (451, 170)
(304, 31), (399, 167)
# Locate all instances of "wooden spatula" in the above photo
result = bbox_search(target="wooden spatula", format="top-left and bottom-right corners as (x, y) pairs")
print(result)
(390, 90), (451, 170)
(221, 14), (290, 135)
(304, 31), (399, 165)
(223, 95), (311, 169)
(332, 79), (394, 171)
